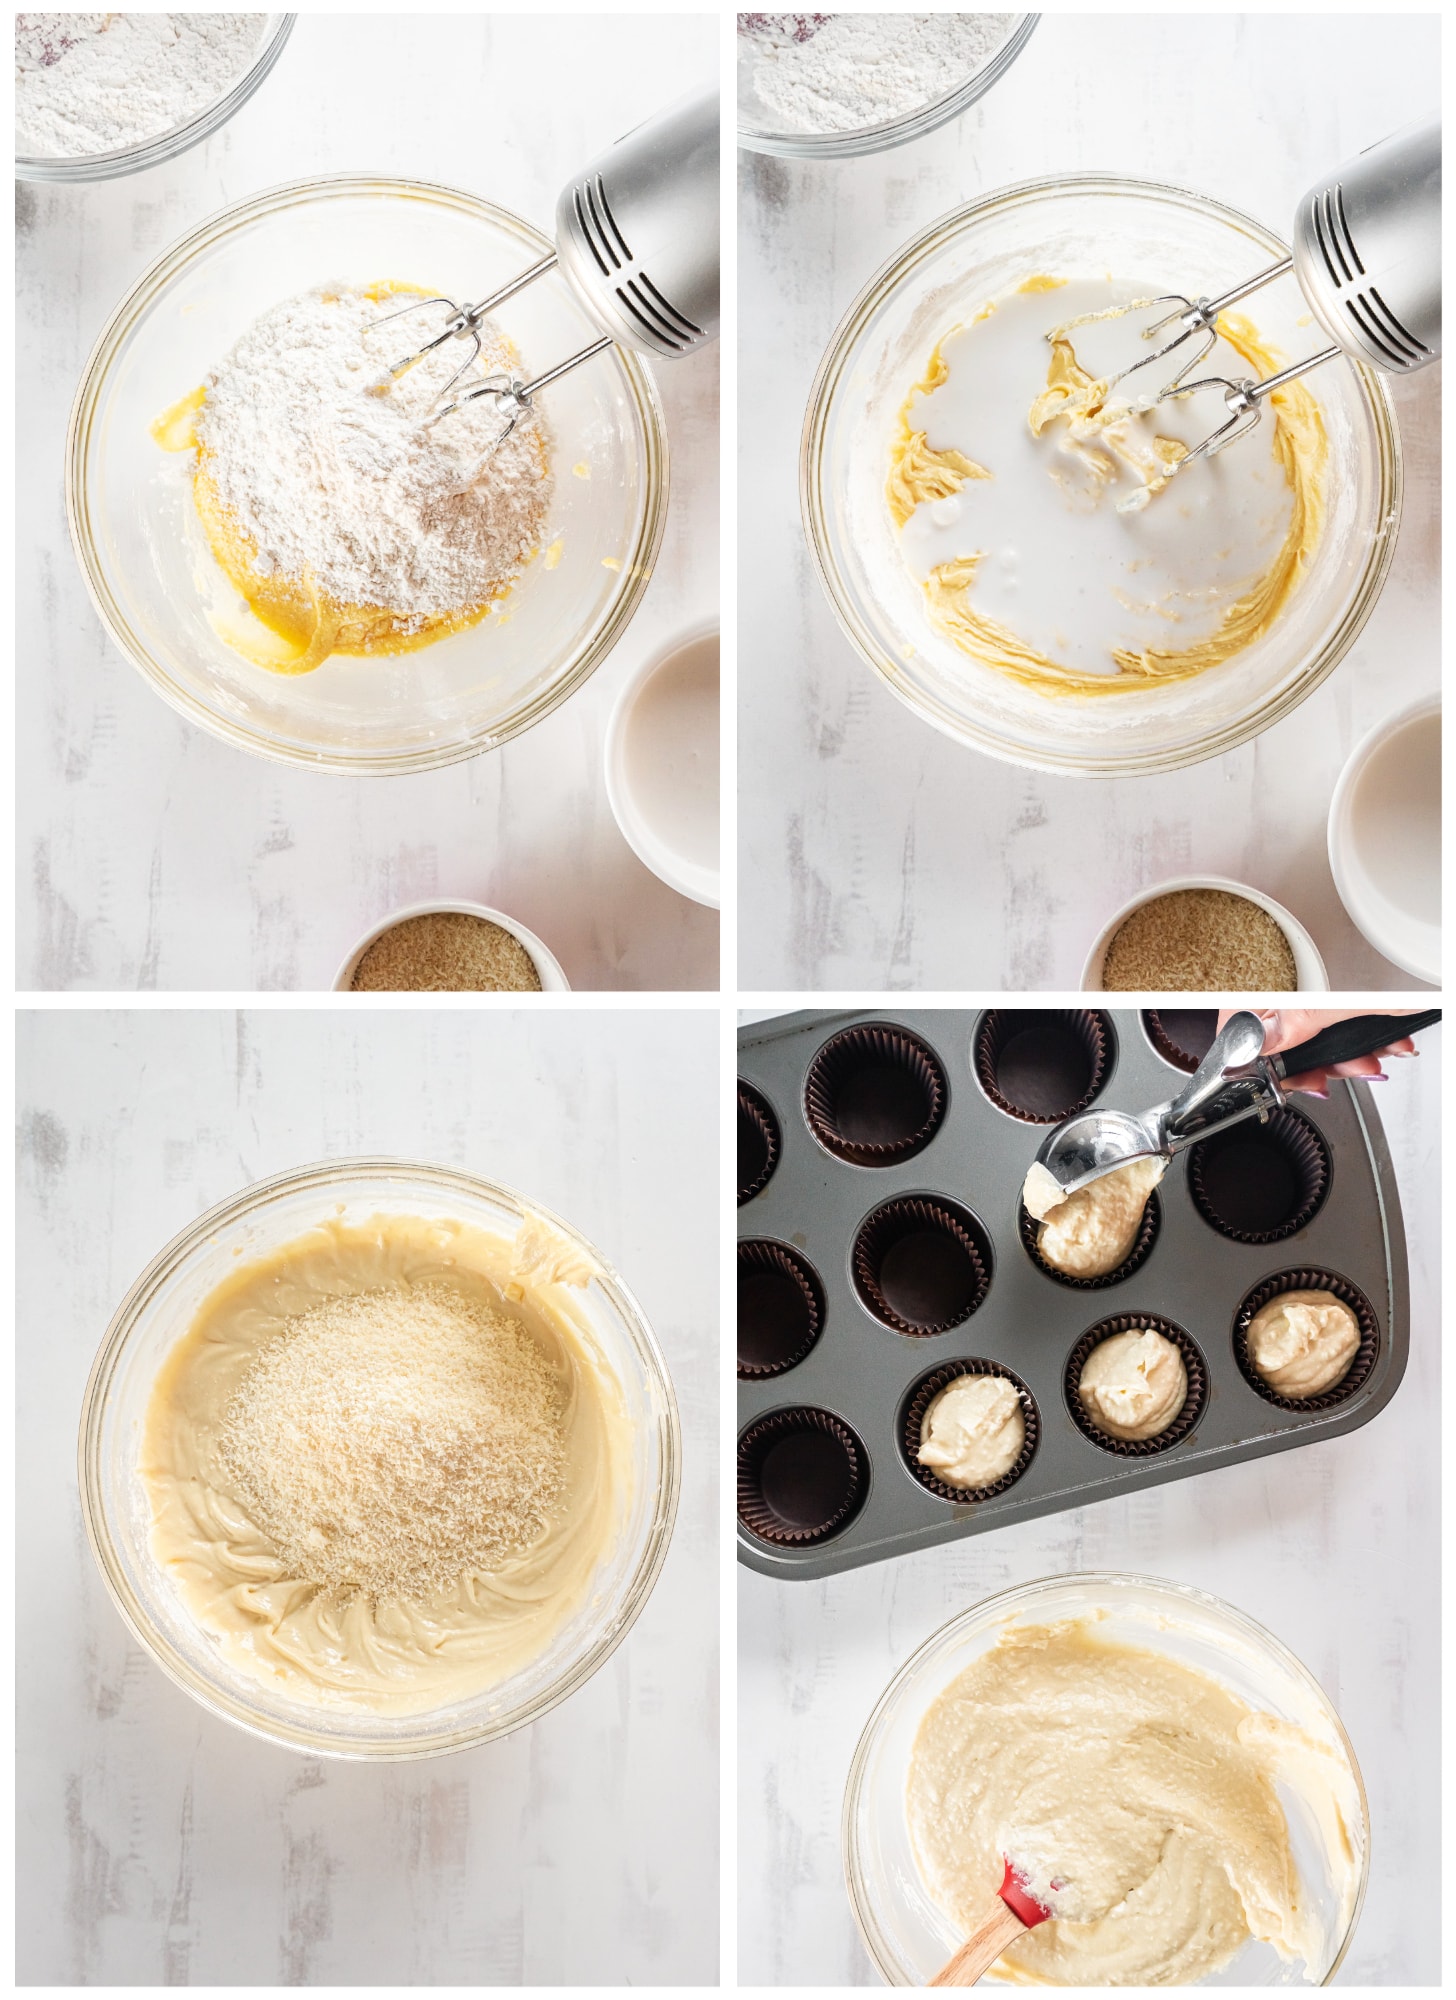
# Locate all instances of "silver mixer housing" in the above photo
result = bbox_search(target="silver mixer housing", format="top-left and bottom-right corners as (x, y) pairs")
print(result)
(1292, 121), (1440, 372)
(555, 89), (720, 360)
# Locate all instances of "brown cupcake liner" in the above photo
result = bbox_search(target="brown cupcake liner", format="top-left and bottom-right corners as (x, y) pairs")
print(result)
(738, 1081), (781, 1206)
(974, 1010), (1112, 1125)
(901, 1359), (1040, 1504)
(737, 1239), (825, 1380)
(1187, 1108), (1332, 1245)
(1232, 1268), (1379, 1413)
(737, 1407), (868, 1546)
(852, 1195), (991, 1336)
(803, 1024), (947, 1167)
(1019, 1190), (1161, 1291)
(1143, 1008), (1219, 1075)
(1065, 1312), (1209, 1458)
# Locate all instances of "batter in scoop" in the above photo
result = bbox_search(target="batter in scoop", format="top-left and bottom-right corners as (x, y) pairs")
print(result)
(888, 277), (1326, 695)
(1022, 1157), (1162, 1279)
(906, 1618), (1359, 1985)
(141, 1211), (630, 1716)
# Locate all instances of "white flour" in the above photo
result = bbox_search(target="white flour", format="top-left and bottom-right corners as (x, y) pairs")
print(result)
(193, 286), (551, 624)
(16, 13), (266, 158)
(738, 13), (1010, 134)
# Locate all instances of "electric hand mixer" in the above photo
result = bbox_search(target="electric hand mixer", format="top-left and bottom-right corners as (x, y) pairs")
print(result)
(1105, 122), (1440, 474)
(373, 89), (719, 445)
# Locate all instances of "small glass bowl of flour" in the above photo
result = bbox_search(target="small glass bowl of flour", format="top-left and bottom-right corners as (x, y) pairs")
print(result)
(16, 13), (295, 182)
(737, 13), (1038, 158)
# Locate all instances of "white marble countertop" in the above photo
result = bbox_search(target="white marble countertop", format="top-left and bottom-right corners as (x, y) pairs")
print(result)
(738, 1020), (1439, 1984)
(738, 13), (1440, 992)
(18, 1008), (718, 1984)
(19, 13), (719, 992)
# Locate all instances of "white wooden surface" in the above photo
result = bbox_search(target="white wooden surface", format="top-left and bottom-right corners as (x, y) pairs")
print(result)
(738, 13), (1440, 991)
(738, 1025), (1440, 1984)
(18, 13), (719, 992)
(17, 1008), (718, 1985)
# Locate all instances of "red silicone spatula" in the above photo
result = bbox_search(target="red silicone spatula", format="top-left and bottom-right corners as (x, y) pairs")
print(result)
(929, 1857), (1054, 1988)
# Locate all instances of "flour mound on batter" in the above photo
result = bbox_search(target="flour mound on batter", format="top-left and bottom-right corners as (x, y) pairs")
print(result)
(906, 1618), (1358, 1985)
(888, 277), (1327, 697)
(1024, 1156), (1162, 1279)
(157, 283), (552, 672)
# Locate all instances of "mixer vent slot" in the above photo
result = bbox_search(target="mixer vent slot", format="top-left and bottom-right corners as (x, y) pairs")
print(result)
(1310, 184), (1364, 288)
(572, 175), (634, 277)
(614, 276), (702, 352)
(1345, 287), (1429, 371)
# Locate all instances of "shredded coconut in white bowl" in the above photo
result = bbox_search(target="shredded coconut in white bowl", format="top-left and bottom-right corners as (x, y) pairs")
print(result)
(16, 13), (266, 159)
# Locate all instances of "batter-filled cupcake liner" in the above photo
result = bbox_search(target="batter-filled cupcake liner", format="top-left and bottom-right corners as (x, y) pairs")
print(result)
(737, 1239), (825, 1380)
(1232, 1267), (1379, 1413)
(738, 1080), (781, 1206)
(804, 1023), (948, 1166)
(736, 1406), (868, 1546)
(852, 1195), (992, 1335)
(900, 1359), (1040, 1504)
(1018, 1189), (1161, 1291)
(973, 1010), (1112, 1124)
(1065, 1311), (1208, 1457)
(1187, 1107), (1332, 1244)
(1143, 1008), (1220, 1075)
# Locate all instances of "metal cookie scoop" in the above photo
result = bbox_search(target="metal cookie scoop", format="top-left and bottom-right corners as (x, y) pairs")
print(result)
(1030, 1009), (1441, 1205)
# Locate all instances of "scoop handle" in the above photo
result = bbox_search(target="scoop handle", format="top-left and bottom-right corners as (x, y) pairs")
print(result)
(1275, 1010), (1441, 1075)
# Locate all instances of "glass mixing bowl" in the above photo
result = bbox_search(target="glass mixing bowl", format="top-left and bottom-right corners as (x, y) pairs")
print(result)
(844, 1573), (1368, 1986)
(17, 15), (296, 183)
(78, 1159), (681, 1759)
(737, 16), (1039, 160)
(803, 176), (1401, 777)
(67, 177), (669, 773)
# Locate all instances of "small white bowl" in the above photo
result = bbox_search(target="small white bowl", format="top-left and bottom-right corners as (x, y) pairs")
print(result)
(605, 619), (720, 909)
(1328, 694), (1440, 986)
(1083, 875), (1329, 992)
(333, 900), (570, 993)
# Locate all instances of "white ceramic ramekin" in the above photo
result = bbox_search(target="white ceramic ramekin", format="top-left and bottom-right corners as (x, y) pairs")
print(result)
(1083, 875), (1329, 992)
(334, 900), (570, 993)
(1327, 693), (1441, 986)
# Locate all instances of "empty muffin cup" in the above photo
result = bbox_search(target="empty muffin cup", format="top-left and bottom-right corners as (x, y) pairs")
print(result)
(1143, 1008), (1220, 1074)
(1019, 1190), (1161, 1291)
(853, 1195), (991, 1336)
(1188, 1108), (1332, 1244)
(738, 1082), (781, 1206)
(901, 1360), (1039, 1503)
(974, 1010), (1111, 1123)
(1233, 1269), (1379, 1413)
(738, 1241), (825, 1380)
(1065, 1313), (1208, 1457)
(804, 1024), (947, 1166)
(737, 1408), (868, 1546)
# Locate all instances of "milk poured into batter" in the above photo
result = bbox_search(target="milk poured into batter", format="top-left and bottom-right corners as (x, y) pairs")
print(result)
(892, 279), (1325, 691)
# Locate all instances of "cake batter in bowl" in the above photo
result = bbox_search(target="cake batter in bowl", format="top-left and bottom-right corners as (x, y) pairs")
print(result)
(67, 177), (668, 773)
(79, 1159), (680, 1758)
(844, 1574), (1367, 1985)
(803, 176), (1400, 776)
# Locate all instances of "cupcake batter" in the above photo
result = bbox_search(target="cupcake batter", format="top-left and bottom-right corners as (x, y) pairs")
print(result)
(141, 1211), (631, 1716)
(1246, 1290), (1360, 1399)
(154, 283), (551, 673)
(1077, 1327), (1187, 1441)
(918, 1374), (1024, 1488)
(1023, 1156), (1162, 1279)
(906, 1618), (1359, 1985)
(888, 277), (1326, 695)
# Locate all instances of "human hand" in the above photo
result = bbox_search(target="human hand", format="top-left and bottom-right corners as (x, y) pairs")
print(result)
(1217, 1008), (1425, 1097)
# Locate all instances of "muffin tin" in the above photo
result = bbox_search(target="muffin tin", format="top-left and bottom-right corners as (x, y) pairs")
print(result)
(737, 1008), (1410, 1579)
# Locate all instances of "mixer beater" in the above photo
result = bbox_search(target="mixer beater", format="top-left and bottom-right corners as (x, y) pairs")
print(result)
(372, 89), (719, 450)
(1097, 123), (1439, 473)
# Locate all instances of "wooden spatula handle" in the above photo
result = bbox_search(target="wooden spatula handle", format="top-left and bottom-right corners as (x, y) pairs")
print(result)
(929, 1900), (1026, 1987)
